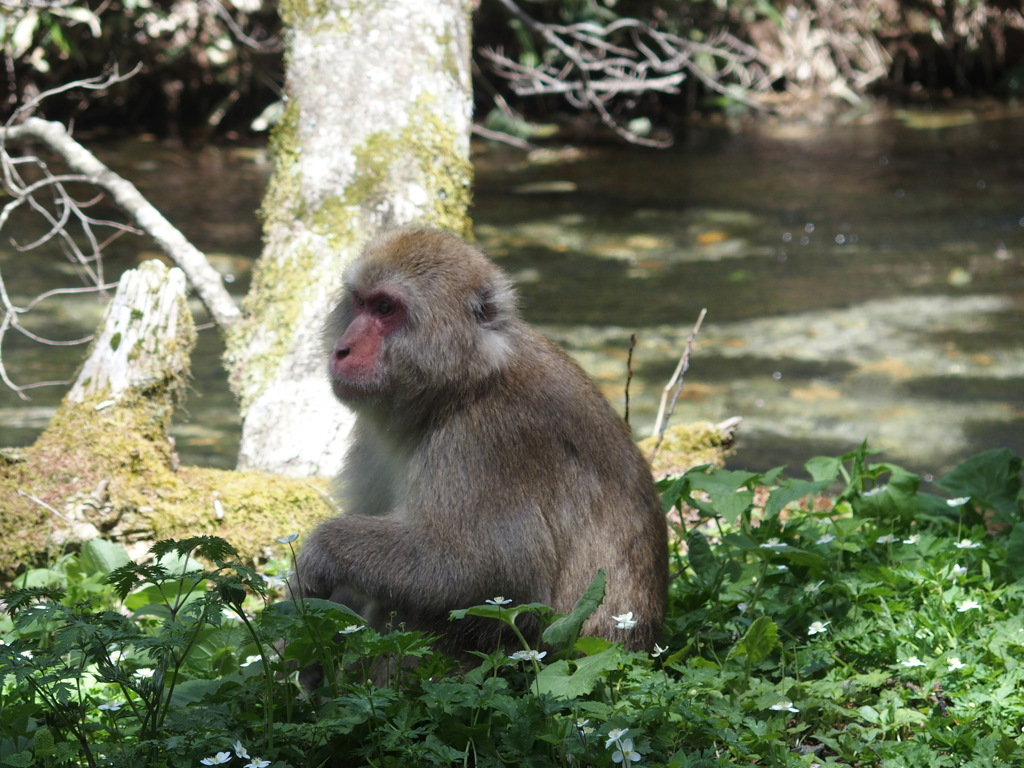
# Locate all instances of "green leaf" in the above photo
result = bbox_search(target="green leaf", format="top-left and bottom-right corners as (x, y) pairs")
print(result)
(764, 477), (833, 520)
(938, 449), (1022, 520)
(1005, 523), (1024, 582)
(535, 646), (623, 699)
(804, 455), (843, 484)
(169, 678), (224, 708)
(79, 539), (130, 577)
(687, 531), (717, 588)
(542, 570), (605, 648)
(686, 469), (759, 524)
(728, 616), (779, 666)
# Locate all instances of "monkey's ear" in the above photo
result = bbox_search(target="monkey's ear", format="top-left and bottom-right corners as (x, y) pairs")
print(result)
(471, 288), (498, 326)
(471, 271), (517, 330)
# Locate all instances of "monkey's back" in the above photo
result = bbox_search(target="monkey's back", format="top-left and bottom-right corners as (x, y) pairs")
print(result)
(415, 324), (668, 649)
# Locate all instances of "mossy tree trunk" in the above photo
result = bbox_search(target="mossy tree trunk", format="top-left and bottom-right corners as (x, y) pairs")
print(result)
(226, 0), (474, 477)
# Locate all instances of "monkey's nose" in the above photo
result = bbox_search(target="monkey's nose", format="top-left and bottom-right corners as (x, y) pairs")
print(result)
(334, 341), (350, 359)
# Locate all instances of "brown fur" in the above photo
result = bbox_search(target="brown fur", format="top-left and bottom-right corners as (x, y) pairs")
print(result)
(296, 228), (668, 656)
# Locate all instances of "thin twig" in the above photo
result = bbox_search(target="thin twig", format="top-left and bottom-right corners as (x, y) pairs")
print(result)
(624, 333), (636, 425)
(650, 308), (707, 456)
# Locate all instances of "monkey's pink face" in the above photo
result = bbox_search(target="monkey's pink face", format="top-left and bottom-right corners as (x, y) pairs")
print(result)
(330, 288), (406, 401)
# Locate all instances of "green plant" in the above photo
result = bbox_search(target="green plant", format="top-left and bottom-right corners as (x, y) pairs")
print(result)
(2, 446), (1022, 766)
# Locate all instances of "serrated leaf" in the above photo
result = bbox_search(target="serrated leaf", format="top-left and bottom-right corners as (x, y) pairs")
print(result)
(535, 646), (622, 698)
(729, 616), (779, 666)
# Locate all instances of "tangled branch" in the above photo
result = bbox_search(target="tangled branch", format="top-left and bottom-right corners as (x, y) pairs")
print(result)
(0, 69), (239, 397)
(481, 0), (776, 146)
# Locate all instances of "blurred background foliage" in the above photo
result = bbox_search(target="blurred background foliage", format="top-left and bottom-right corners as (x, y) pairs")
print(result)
(1, 0), (1023, 144)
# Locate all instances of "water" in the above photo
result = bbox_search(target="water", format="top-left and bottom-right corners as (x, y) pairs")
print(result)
(472, 107), (1024, 475)
(2, 109), (1022, 476)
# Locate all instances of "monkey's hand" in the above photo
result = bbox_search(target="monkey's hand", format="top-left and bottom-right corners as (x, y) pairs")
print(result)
(293, 535), (342, 600)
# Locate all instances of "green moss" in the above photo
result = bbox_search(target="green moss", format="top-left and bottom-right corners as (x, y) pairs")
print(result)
(407, 96), (473, 238)
(639, 421), (737, 478)
(309, 195), (359, 244)
(0, 398), (334, 579)
(259, 98), (302, 233)
(110, 332), (122, 351)
(226, 241), (322, 411)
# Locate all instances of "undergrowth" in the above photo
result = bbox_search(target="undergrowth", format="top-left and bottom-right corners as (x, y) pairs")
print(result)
(1, 444), (1022, 767)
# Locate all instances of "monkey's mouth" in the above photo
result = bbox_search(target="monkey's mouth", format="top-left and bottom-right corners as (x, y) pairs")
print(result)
(331, 377), (380, 402)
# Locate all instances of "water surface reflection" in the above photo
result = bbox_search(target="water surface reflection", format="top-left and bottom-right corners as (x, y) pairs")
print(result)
(473, 108), (1024, 474)
(1, 110), (1021, 476)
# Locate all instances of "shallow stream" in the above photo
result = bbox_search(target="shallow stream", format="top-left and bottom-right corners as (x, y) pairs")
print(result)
(2, 107), (1022, 477)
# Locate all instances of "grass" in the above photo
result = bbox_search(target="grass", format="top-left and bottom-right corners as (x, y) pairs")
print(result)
(1, 444), (1022, 767)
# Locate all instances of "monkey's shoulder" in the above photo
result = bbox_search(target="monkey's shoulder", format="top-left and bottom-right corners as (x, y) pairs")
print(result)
(425, 333), (641, 471)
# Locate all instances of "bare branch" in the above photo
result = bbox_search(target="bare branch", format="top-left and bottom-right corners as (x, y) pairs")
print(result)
(482, 0), (777, 146)
(1, 118), (240, 329)
(10, 66), (142, 125)
(650, 308), (707, 453)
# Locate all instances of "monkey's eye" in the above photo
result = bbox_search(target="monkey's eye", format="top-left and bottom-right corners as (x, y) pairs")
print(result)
(376, 299), (394, 316)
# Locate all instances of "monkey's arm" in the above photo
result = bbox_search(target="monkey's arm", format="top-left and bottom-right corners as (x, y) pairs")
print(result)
(295, 508), (541, 617)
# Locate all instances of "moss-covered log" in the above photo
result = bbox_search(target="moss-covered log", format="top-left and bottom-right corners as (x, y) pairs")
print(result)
(0, 261), (331, 581)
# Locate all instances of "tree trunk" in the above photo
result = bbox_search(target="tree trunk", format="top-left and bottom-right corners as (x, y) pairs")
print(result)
(227, 0), (474, 477)
(1, 261), (193, 565)
(67, 262), (193, 406)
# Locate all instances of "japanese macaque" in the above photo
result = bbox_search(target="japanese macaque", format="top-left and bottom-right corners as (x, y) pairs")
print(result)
(295, 228), (667, 659)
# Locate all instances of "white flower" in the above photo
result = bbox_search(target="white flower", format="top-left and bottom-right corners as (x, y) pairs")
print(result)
(605, 728), (629, 749)
(903, 534), (920, 545)
(807, 621), (830, 635)
(770, 700), (799, 712)
(199, 753), (232, 766)
(876, 534), (898, 544)
(509, 650), (546, 662)
(244, 760), (271, 768)
(134, 668), (155, 679)
(612, 612), (638, 630)
(260, 573), (288, 590)
(947, 657), (966, 671)
(233, 740), (249, 759)
(240, 655), (261, 667)
(804, 581), (824, 594)
(737, 602), (748, 613)
(954, 539), (981, 550)
(950, 564), (967, 578)
(485, 597), (512, 606)
(276, 533), (299, 544)
(19, 650), (33, 660)
(760, 538), (785, 549)
(610, 614), (634, 630)
(575, 718), (592, 734)
(946, 497), (970, 507)
(98, 701), (122, 712)
(864, 485), (887, 497)
(901, 656), (926, 668)
(775, 565), (789, 572)
(651, 644), (668, 658)
(339, 624), (365, 634)
(956, 599), (981, 612)
(815, 534), (835, 545)
(612, 738), (642, 764)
